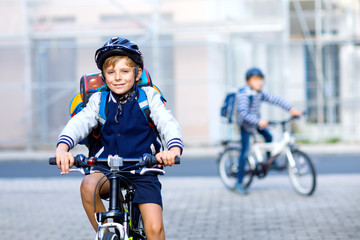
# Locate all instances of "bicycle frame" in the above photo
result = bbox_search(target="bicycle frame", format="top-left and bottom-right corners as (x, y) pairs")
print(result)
(249, 128), (297, 169)
(218, 116), (317, 195)
(95, 172), (130, 240)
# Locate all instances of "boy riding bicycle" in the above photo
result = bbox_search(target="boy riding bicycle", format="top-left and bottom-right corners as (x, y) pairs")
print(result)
(55, 37), (183, 240)
(235, 67), (301, 195)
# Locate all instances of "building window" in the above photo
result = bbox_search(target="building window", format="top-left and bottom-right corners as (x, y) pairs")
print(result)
(305, 44), (340, 124)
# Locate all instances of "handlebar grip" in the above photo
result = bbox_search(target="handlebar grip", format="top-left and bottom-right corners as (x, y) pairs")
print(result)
(49, 157), (57, 165)
(156, 156), (181, 165)
(140, 154), (181, 167)
(48, 154), (88, 168)
(175, 157), (180, 165)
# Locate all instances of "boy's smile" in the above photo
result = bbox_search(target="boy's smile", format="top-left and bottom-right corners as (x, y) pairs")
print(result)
(103, 58), (138, 96)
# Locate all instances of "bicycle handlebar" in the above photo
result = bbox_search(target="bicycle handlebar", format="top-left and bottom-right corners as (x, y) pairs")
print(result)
(49, 153), (180, 169)
(268, 115), (302, 126)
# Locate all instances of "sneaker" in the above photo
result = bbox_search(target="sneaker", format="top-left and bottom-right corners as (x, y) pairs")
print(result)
(234, 183), (248, 195)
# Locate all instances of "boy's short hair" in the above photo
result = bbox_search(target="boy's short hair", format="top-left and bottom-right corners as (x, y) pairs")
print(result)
(103, 55), (136, 71)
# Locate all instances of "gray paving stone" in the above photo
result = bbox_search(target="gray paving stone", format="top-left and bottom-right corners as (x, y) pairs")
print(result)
(0, 174), (359, 239)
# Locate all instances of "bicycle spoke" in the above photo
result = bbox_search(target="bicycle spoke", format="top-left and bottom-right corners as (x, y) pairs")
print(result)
(287, 150), (316, 196)
(218, 147), (254, 190)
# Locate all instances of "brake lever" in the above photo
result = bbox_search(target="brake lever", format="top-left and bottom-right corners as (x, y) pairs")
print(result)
(65, 168), (93, 175)
(130, 168), (165, 175)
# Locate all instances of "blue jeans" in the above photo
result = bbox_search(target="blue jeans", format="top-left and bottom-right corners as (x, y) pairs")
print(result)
(237, 127), (272, 184)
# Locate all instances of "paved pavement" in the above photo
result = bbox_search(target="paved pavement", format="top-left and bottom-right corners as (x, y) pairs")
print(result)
(1, 144), (359, 239)
(1, 174), (359, 240)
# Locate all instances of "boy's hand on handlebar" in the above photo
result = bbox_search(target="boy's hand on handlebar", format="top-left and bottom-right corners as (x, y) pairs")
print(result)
(290, 108), (302, 117)
(155, 147), (181, 167)
(55, 143), (74, 174)
(258, 119), (269, 129)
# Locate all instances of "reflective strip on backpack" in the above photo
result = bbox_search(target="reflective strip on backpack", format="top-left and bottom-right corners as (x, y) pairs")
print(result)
(95, 146), (104, 158)
(150, 143), (156, 155)
(98, 91), (109, 126)
(138, 100), (148, 109)
(138, 88), (150, 122)
(98, 117), (106, 125)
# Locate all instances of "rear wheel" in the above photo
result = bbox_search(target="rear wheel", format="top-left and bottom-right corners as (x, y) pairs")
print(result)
(287, 150), (316, 196)
(218, 146), (254, 190)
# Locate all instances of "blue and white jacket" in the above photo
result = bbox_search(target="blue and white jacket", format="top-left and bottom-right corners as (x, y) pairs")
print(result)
(57, 86), (183, 155)
(237, 85), (292, 131)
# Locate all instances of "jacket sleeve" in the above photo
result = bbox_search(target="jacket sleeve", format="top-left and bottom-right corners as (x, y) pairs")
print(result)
(144, 87), (184, 154)
(57, 92), (101, 150)
(261, 91), (292, 111)
(237, 92), (260, 125)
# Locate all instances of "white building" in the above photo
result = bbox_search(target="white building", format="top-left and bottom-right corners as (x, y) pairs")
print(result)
(0, 0), (359, 149)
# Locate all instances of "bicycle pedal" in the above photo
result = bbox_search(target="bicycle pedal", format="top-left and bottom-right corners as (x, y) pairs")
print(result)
(255, 164), (267, 178)
(256, 171), (267, 178)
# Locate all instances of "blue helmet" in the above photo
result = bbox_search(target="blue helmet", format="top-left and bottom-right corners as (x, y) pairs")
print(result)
(95, 37), (144, 70)
(245, 67), (264, 80)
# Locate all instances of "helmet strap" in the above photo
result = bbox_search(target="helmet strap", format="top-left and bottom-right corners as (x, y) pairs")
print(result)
(101, 71), (106, 82)
(134, 66), (139, 82)
(132, 65), (139, 90)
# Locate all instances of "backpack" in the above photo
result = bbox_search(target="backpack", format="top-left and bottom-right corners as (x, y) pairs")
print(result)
(220, 88), (240, 124)
(69, 67), (166, 156)
(220, 87), (251, 124)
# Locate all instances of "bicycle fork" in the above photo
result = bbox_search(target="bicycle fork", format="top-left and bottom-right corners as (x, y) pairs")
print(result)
(285, 147), (298, 174)
(95, 174), (130, 240)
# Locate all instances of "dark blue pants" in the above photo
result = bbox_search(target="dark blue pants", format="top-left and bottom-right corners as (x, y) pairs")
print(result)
(237, 127), (272, 184)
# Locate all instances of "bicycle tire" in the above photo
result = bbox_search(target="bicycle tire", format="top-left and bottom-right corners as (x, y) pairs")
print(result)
(218, 146), (254, 190)
(103, 232), (119, 240)
(287, 149), (316, 196)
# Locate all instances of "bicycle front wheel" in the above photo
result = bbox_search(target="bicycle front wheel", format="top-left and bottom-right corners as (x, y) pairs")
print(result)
(103, 232), (119, 240)
(218, 147), (254, 190)
(287, 150), (316, 196)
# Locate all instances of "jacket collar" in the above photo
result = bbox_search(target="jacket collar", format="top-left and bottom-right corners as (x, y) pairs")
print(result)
(108, 89), (137, 104)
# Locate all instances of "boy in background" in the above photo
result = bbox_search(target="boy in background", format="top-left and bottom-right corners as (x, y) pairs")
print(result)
(235, 67), (302, 195)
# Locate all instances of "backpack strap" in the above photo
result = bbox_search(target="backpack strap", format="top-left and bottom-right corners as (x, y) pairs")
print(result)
(96, 88), (156, 132)
(93, 88), (163, 149)
(91, 91), (109, 140)
(137, 88), (164, 150)
(98, 91), (109, 126)
(137, 88), (155, 128)
(239, 87), (254, 103)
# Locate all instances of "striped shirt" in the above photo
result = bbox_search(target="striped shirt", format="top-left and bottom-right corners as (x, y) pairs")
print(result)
(237, 85), (292, 131)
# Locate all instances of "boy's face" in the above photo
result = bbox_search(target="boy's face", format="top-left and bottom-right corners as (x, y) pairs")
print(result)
(103, 58), (141, 95)
(247, 75), (264, 91)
